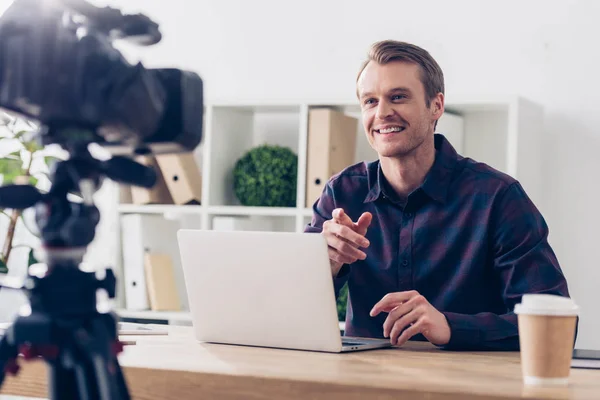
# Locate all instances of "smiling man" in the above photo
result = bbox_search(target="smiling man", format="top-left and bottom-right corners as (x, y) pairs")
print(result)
(304, 40), (573, 350)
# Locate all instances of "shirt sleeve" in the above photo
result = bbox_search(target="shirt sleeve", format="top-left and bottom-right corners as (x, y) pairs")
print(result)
(303, 182), (351, 297)
(440, 181), (575, 351)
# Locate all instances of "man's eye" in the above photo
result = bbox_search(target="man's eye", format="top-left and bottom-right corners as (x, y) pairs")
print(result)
(364, 99), (375, 105)
(392, 95), (406, 100)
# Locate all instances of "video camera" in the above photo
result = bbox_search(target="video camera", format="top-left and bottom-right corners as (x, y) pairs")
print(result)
(0, 0), (203, 154)
(0, 1), (204, 399)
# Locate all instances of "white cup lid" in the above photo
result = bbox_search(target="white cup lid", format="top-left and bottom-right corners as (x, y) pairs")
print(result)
(514, 294), (579, 316)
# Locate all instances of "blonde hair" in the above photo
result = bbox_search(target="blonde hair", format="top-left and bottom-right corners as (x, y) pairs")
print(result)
(357, 40), (445, 108)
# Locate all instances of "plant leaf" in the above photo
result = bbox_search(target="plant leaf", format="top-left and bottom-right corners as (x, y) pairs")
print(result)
(14, 130), (28, 140)
(28, 248), (38, 267)
(44, 156), (61, 168)
(0, 257), (7, 274)
(24, 139), (42, 153)
(0, 158), (24, 185)
(337, 283), (348, 321)
(0, 158), (23, 173)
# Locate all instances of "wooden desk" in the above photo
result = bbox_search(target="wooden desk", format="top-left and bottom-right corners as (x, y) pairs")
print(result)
(1, 327), (600, 399)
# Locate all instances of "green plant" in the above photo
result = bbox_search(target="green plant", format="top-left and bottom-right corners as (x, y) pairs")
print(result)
(233, 144), (298, 207)
(337, 283), (348, 321)
(0, 113), (59, 273)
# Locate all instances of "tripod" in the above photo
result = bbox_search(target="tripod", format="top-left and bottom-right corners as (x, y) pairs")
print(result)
(0, 131), (157, 399)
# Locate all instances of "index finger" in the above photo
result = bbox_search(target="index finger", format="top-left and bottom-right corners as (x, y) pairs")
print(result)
(332, 208), (355, 228)
(330, 223), (370, 248)
(370, 291), (418, 316)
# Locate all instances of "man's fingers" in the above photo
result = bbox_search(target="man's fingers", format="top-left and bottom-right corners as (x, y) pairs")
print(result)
(333, 209), (372, 237)
(382, 302), (417, 337)
(356, 212), (372, 235)
(386, 306), (421, 340)
(324, 209), (371, 269)
(370, 291), (419, 316)
(394, 318), (425, 346)
(327, 235), (367, 261)
(370, 302), (401, 316)
(332, 208), (354, 227)
(327, 247), (356, 265)
(330, 223), (369, 248)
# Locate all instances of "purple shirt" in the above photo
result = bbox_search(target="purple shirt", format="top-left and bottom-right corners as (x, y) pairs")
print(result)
(304, 134), (572, 350)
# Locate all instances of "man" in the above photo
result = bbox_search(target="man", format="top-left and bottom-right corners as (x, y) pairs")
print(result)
(304, 40), (572, 351)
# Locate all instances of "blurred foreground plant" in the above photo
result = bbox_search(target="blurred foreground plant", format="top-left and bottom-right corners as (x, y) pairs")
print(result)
(0, 113), (61, 273)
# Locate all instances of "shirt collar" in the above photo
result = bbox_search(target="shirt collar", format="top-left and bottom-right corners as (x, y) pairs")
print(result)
(363, 162), (382, 203)
(363, 134), (459, 204)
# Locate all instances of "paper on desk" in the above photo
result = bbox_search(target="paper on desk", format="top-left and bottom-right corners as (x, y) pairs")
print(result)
(571, 358), (600, 369)
(0, 321), (168, 336)
(118, 322), (168, 336)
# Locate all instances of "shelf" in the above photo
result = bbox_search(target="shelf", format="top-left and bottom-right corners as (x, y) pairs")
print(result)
(210, 103), (301, 113)
(118, 204), (203, 215)
(119, 204), (307, 218)
(207, 206), (299, 217)
(301, 208), (314, 217)
(116, 206), (317, 232)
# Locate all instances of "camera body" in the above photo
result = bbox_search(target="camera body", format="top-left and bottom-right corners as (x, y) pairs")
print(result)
(0, 0), (203, 155)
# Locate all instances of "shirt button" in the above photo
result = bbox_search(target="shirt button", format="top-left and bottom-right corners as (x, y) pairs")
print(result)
(405, 212), (412, 218)
(402, 259), (409, 266)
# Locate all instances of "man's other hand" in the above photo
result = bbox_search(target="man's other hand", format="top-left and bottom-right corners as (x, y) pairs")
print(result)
(322, 208), (372, 276)
(370, 290), (451, 346)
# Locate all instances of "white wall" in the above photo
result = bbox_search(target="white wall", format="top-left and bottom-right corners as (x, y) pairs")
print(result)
(81, 0), (600, 349)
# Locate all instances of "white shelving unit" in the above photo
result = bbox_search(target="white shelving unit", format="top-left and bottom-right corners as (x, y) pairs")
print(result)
(117, 204), (203, 215)
(108, 95), (544, 319)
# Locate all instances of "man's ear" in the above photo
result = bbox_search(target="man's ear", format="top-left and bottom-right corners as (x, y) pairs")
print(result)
(431, 93), (445, 119)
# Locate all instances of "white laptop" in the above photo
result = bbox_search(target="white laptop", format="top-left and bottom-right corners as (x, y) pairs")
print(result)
(177, 229), (392, 353)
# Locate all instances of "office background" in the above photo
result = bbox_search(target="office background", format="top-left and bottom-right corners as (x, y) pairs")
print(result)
(0, 0), (598, 350)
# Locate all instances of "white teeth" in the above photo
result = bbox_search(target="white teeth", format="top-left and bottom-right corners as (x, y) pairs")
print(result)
(378, 126), (403, 134)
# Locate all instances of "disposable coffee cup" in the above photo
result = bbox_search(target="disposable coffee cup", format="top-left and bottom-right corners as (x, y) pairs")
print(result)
(514, 294), (579, 386)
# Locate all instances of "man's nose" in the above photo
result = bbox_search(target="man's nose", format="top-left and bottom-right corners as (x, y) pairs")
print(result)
(376, 100), (393, 119)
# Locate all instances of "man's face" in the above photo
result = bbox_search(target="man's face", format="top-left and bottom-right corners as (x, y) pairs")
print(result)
(357, 61), (443, 159)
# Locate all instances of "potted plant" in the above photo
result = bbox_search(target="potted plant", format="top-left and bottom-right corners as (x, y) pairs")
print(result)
(233, 144), (298, 207)
(337, 283), (348, 321)
(0, 113), (61, 274)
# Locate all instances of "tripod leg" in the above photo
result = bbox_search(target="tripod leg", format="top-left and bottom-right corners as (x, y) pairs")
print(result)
(0, 325), (19, 386)
(74, 357), (102, 400)
(90, 355), (126, 400)
(69, 318), (131, 400)
(50, 354), (105, 400)
(94, 316), (131, 400)
(49, 362), (82, 400)
(112, 357), (131, 400)
(0, 331), (19, 388)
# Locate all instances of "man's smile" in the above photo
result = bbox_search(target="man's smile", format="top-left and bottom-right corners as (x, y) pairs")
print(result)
(373, 125), (406, 134)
